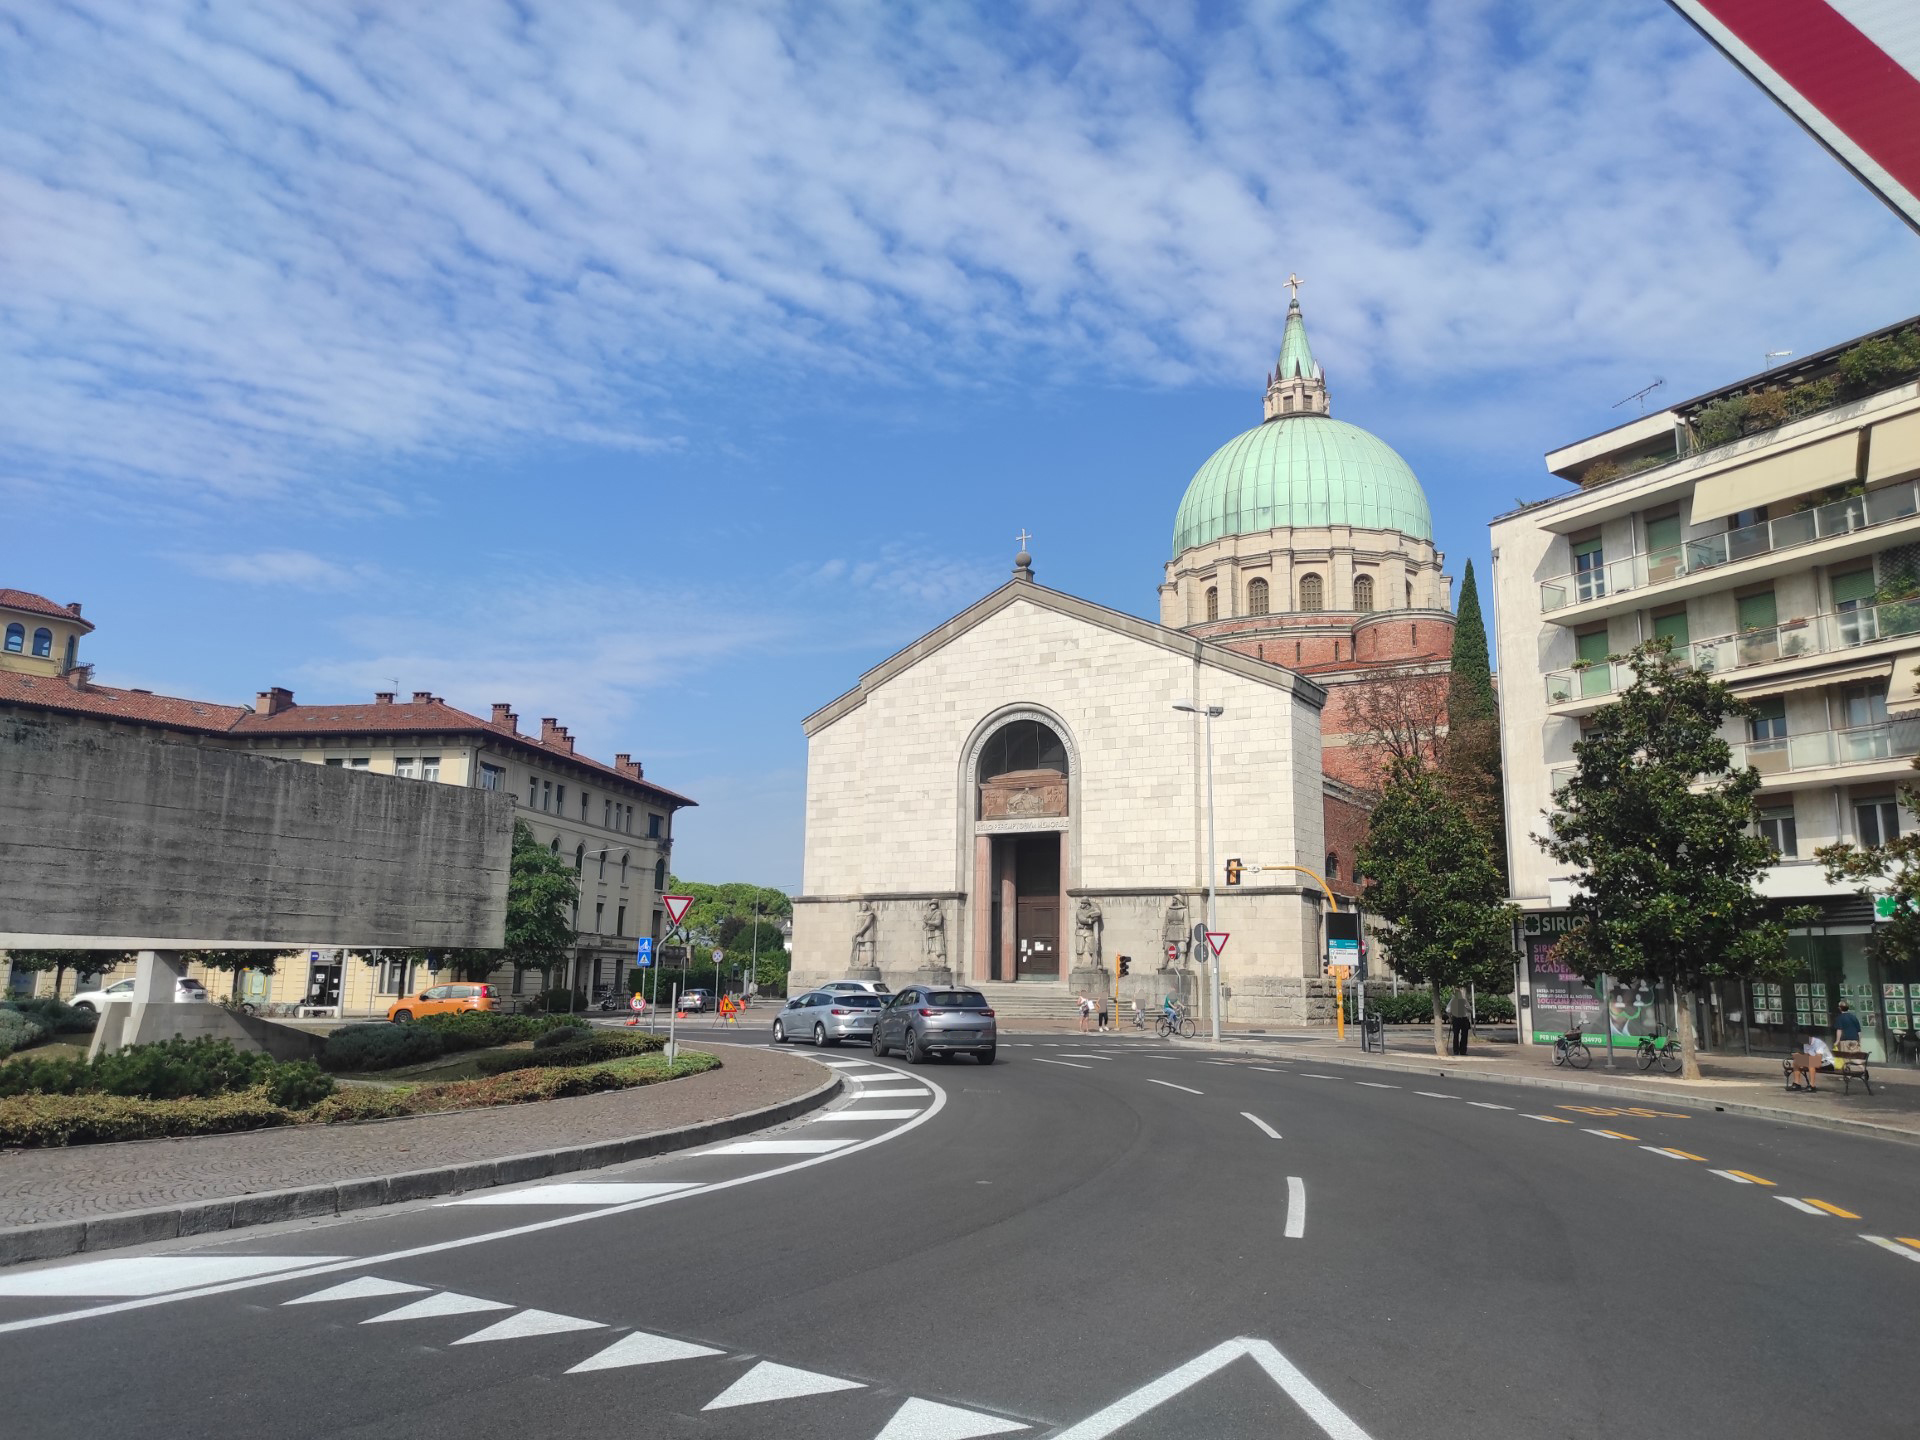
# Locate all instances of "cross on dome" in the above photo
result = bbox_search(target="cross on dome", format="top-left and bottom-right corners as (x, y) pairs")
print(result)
(1285, 272), (1302, 302)
(1015, 528), (1032, 550)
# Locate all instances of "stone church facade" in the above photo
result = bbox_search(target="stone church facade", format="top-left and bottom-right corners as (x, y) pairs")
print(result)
(792, 291), (1454, 1020)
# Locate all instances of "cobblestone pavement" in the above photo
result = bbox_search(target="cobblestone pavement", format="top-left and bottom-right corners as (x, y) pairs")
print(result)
(0, 1044), (823, 1227)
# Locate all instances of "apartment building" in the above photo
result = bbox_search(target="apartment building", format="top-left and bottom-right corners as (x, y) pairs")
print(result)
(1492, 315), (1920, 1064)
(0, 590), (693, 1013)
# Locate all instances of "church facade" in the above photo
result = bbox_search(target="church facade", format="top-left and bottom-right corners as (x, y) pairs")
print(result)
(791, 293), (1452, 1022)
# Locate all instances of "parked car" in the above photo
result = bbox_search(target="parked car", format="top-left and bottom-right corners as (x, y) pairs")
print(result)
(68, 976), (209, 1011)
(772, 990), (883, 1046)
(679, 988), (714, 1013)
(871, 986), (995, 1064)
(387, 982), (494, 1024)
(819, 979), (891, 995)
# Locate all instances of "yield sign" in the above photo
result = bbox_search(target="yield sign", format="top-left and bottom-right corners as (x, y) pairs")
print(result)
(662, 894), (694, 928)
(1205, 931), (1229, 959)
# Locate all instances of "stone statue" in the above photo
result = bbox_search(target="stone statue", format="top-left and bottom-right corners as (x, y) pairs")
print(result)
(851, 900), (877, 970)
(1074, 897), (1103, 963)
(921, 899), (946, 966)
(1161, 894), (1189, 964)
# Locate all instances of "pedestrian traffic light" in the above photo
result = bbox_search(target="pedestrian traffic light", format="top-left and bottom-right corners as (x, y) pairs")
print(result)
(1225, 857), (1243, 887)
(1118, 955), (1131, 978)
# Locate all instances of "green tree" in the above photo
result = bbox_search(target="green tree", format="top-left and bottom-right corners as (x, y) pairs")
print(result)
(1356, 759), (1518, 1055)
(1816, 743), (1920, 972)
(505, 820), (580, 991)
(184, 950), (279, 1003)
(4, 949), (130, 996)
(1538, 642), (1811, 1079)
(1442, 560), (1506, 874)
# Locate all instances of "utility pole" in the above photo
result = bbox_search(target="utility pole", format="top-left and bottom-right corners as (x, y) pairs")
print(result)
(1173, 701), (1225, 1041)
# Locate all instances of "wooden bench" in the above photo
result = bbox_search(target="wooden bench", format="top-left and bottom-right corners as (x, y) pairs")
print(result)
(1781, 1052), (1873, 1096)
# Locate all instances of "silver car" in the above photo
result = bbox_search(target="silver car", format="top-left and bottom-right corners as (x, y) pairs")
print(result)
(871, 986), (996, 1064)
(773, 990), (883, 1047)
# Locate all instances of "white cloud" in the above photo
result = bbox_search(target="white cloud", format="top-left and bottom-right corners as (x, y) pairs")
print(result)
(175, 548), (376, 590)
(3, 0), (1913, 512)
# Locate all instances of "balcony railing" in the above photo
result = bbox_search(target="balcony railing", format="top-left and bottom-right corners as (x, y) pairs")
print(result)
(1544, 596), (1920, 704)
(1547, 717), (1920, 796)
(1540, 480), (1920, 613)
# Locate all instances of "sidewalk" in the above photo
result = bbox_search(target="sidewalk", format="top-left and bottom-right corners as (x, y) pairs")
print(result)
(0, 1045), (835, 1265)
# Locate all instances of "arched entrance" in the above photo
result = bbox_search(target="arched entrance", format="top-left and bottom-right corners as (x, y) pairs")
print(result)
(969, 715), (1070, 982)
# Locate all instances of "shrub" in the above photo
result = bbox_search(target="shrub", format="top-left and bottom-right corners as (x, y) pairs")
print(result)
(0, 1008), (53, 1059)
(6, 997), (96, 1034)
(1692, 394), (1751, 449)
(0, 1089), (290, 1147)
(533, 1022), (601, 1050)
(1344, 991), (1515, 1024)
(264, 1060), (335, 1110)
(475, 1031), (664, 1075)
(532, 988), (587, 1015)
(0, 1036), (308, 1101)
(319, 1023), (446, 1073)
(413, 1011), (587, 1051)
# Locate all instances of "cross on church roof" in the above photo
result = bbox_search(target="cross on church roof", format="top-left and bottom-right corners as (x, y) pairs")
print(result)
(1285, 272), (1302, 302)
(1015, 528), (1032, 549)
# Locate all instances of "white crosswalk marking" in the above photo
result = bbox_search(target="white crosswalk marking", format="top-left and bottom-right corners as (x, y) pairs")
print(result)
(851, 1088), (933, 1098)
(702, 1360), (865, 1410)
(705, 1139), (854, 1156)
(566, 1331), (725, 1372)
(810, 1109), (921, 1121)
(0, 1256), (351, 1298)
(453, 1308), (605, 1343)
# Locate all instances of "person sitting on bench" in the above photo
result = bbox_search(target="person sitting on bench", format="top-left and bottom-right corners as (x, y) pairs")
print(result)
(1789, 1030), (1834, 1092)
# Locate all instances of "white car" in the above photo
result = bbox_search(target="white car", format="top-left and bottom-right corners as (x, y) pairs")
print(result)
(819, 980), (890, 996)
(68, 976), (210, 1012)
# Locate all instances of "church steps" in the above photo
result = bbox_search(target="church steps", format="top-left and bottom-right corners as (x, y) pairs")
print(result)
(965, 982), (1085, 1021)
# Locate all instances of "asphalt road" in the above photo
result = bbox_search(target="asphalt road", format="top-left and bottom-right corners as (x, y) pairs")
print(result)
(3, 1031), (1918, 1439)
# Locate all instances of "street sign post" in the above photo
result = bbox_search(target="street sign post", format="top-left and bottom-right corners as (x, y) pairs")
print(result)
(1205, 932), (1229, 959)
(635, 937), (653, 968)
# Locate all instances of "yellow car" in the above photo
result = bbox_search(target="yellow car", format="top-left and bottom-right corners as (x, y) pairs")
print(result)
(387, 982), (494, 1023)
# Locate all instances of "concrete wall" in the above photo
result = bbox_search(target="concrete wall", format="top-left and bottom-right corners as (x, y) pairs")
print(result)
(0, 707), (512, 949)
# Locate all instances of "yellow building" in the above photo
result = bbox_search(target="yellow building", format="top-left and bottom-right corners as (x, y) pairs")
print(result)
(0, 588), (92, 677)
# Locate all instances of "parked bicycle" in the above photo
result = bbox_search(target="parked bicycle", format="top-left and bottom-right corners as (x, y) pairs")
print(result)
(1635, 1026), (1683, 1075)
(1551, 1023), (1591, 1069)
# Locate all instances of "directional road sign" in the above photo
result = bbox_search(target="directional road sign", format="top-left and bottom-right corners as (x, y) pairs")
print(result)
(663, 894), (694, 928)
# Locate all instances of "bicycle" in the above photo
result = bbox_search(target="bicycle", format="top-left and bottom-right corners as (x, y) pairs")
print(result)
(1551, 1025), (1591, 1069)
(1156, 1001), (1197, 1039)
(1635, 1026), (1683, 1075)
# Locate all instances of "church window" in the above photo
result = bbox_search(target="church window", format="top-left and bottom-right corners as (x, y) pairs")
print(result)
(1284, 396), (1295, 414)
(1353, 575), (1375, 611)
(1298, 574), (1324, 612)
(1247, 578), (1269, 616)
(1205, 586), (1219, 621)
(31, 628), (52, 658)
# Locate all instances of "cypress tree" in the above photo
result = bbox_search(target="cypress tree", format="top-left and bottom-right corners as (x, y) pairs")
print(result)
(1442, 560), (1506, 876)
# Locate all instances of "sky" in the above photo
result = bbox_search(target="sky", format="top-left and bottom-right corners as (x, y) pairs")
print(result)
(4, 0), (1918, 887)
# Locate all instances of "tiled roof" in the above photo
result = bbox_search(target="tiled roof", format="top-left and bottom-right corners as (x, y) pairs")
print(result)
(232, 700), (697, 808)
(0, 672), (249, 733)
(0, 589), (92, 630)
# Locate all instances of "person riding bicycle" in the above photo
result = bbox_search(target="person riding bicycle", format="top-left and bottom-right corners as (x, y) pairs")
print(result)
(1163, 993), (1182, 1021)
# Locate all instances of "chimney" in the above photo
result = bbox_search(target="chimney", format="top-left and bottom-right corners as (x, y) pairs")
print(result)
(411, 690), (434, 705)
(254, 686), (294, 715)
(373, 692), (395, 705)
(490, 703), (517, 732)
(66, 602), (83, 618)
(615, 754), (643, 780)
(65, 663), (94, 691)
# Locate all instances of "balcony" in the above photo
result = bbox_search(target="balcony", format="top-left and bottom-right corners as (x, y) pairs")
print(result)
(1546, 717), (1920, 797)
(1539, 479), (1920, 615)
(1544, 596), (1920, 706)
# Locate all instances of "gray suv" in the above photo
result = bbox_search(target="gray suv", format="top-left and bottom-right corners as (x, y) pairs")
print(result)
(872, 986), (996, 1065)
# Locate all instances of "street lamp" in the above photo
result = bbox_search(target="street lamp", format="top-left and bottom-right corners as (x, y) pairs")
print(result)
(1173, 701), (1224, 1041)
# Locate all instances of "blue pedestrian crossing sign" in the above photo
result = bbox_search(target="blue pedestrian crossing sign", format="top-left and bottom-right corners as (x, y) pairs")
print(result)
(635, 937), (653, 969)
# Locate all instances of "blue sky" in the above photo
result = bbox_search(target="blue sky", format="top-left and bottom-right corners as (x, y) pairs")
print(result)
(4, 0), (1917, 886)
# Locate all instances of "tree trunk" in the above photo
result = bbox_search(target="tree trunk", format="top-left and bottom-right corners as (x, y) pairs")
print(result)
(1430, 981), (1447, 1057)
(1675, 982), (1703, 1081)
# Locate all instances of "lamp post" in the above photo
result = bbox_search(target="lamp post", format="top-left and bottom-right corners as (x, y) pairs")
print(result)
(1173, 701), (1224, 1041)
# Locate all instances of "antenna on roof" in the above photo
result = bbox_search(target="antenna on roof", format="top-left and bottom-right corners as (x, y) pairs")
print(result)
(1612, 378), (1666, 413)
(385, 676), (401, 694)
(1765, 350), (1794, 368)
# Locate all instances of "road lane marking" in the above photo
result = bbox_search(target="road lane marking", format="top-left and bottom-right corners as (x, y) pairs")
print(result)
(1049, 1337), (1373, 1440)
(850, 1088), (934, 1097)
(1804, 1199), (1862, 1219)
(847, 1071), (912, 1082)
(702, 1359), (865, 1410)
(818, 1060), (876, 1069)
(809, 1110), (921, 1121)
(1777, 1197), (1824, 1215)
(1862, 1236), (1920, 1263)
(1581, 1129), (1638, 1141)
(872, 1397), (1030, 1438)
(566, 1331), (726, 1372)
(1146, 1078), (1203, 1095)
(1032, 1058), (1093, 1070)
(706, 1139), (855, 1155)
(1058, 1053), (1112, 1060)
(1300, 1073), (1339, 1080)
(0, 1256), (352, 1298)
(1284, 1177), (1307, 1239)
(284, 1277), (427, 1305)
(364, 1292), (511, 1323)
(1522, 1114), (1572, 1124)
(0, 1064), (952, 1336)
(1241, 1113), (1281, 1139)
(447, 1182), (697, 1206)
(1468, 1102), (1512, 1110)
(452, 1308), (606, 1344)
(1641, 1146), (1708, 1161)
(1355, 1082), (1399, 1089)
(1414, 1092), (1459, 1100)
(1710, 1169), (1775, 1186)
(1251, 1066), (1289, 1074)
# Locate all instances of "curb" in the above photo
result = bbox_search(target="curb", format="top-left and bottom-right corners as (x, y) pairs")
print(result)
(1194, 1039), (1920, 1147)
(0, 1064), (842, 1269)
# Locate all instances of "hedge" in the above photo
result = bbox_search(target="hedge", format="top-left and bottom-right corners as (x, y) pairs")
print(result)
(320, 1023), (446, 1073)
(0, 1037), (334, 1109)
(474, 1031), (665, 1075)
(411, 1011), (589, 1051)
(0, 1089), (293, 1147)
(0, 1008), (51, 1059)
(1341, 992), (1517, 1025)
(4, 997), (97, 1034)
(307, 1052), (718, 1123)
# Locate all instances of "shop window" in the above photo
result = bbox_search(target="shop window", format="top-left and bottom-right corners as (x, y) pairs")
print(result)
(1756, 803), (1798, 859)
(1247, 578), (1269, 616)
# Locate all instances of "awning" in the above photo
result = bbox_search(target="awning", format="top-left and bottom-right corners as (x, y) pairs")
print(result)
(1689, 432), (1859, 525)
(1865, 410), (1920, 485)
(1887, 648), (1920, 716)
(1735, 660), (1891, 698)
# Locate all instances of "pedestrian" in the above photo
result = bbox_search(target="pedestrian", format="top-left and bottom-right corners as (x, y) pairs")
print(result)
(1078, 994), (1093, 1033)
(1835, 999), (1862, 1050)
(1447, 987), (1472, 1056)
(1096, 994), (1110, 1032)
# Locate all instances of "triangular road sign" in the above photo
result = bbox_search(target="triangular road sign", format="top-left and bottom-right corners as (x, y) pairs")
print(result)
(1205, 931), (1229, 958)
(663, 894), (694, 928)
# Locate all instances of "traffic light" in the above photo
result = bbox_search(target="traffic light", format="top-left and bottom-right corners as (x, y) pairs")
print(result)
(1118, 955), (1132, 978)
(1225, 857), (1243, 887)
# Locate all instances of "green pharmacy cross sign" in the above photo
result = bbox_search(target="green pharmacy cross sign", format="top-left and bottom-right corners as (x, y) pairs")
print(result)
(1874, 895), (1918, 921)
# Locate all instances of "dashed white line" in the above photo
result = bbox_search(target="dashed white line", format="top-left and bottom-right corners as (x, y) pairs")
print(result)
(1032, 1058), (1093, 1070)
(1862, 1236), (1920, 1263)
(1467, 1102), (1512, 1110)
(1355, 1082), (1399, 1089)
(1300, 1073), (1339, 1080)
(1776, 1197), (1823, 1215)
(1284, 1177), (1306, 1239)
(1250, 1066), (1290, 1074)
(1057, 1053), (1112, 1061)
(1241, 1113), (1281, 1140)
(1414, 1092), (1459, 1100)
(1146, 1078), (1203, 1095)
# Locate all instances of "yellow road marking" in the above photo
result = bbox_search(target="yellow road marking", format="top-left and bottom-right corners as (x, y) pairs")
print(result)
(1899, 1238), (1920, 1253)
(1523, 1114), (1573, 1123)
(1724, 1169), (1775, 1187)
(1596, 1129), (1638, 1141)
(1804, 1199), (1862, 1220)
(1661, 1148), (1708, 1161)
(1558, 1104), (1690, 1119)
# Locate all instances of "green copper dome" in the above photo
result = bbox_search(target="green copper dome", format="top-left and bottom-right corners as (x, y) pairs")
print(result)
(1171, 414), (1433, 556)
